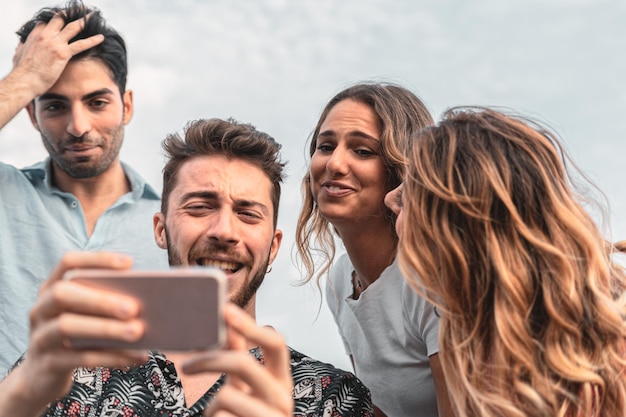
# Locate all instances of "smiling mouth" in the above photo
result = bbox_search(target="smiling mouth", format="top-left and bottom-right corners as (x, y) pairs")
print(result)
(196, 259), (242, 274)
(326, 185), (346, 193)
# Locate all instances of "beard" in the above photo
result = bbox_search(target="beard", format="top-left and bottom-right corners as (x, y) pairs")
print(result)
(41, 121), (125, 179)
(165, 227), (269, 310)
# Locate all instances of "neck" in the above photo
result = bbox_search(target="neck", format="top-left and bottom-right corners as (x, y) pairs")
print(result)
(165, 351), (222, 407)
(336, 220), (397, 288)
(243, 298), (257, 321)
(50, 159), (129, 198)
(51, 160), (130, 236)
(168, 298), (258, 406)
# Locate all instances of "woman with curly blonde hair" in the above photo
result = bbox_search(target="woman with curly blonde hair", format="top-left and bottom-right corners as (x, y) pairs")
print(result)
(385, 107), (626, 417)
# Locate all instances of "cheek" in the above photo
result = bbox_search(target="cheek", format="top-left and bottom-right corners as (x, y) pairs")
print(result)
(357, 159), (387, 188)
(310, 151), (331, 178)
(97, 113), (126, 132)
(308, 155), (325, 193)
(35, 117), (62, 136)
(249, 231), (276, 261)
(167, 218), (198, 249)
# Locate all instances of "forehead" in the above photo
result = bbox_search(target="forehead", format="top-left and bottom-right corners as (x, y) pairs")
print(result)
(41, 58), (119, 97)
(170, 154), (273, 208)
(320, 99), (381, 135)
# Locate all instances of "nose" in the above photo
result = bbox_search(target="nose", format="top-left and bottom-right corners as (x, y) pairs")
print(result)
(325, 146), (348, 176)
(207, 209), (239, 245)
(385, 186), (401, 215)
(66, 105), (91, 138)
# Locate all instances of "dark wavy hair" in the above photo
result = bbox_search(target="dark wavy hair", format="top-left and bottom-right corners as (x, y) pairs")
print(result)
(16, 0), (127, 95)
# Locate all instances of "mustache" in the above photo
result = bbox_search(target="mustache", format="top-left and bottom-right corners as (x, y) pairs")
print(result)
(60, 135), (102, 147)
(188, 243), (251, 265)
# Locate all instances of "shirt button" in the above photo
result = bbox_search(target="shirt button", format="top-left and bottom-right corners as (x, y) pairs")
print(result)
(71, 202), (78, 208)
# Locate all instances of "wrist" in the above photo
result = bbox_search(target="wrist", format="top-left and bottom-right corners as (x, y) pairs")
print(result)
(0, 366), (50, 417)
(2, 66), (42, 102)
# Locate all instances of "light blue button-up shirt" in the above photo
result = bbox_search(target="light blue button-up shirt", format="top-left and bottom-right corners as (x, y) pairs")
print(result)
(0, 158), (169, 376)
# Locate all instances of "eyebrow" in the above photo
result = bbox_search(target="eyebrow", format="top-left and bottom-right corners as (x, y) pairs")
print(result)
(317, 129), (379, 143)
(37, 88), (116, 102)
(180, 191), (270, 215)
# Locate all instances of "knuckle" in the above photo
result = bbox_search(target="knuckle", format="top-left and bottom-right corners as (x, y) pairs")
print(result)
(263, 332), (287, 352)
(59, 251), (82, 267)
(55, 315), (74, 336)
(49, 282), (70, 305)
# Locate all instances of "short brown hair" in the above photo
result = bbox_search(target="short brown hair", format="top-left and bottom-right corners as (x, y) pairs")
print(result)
(160, 118), (286, 227)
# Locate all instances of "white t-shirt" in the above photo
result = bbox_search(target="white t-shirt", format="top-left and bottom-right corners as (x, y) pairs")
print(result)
(325, 254), (440, 417)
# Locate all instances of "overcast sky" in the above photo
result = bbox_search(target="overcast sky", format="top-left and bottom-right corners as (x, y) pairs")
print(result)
(1, 0), (625, 372)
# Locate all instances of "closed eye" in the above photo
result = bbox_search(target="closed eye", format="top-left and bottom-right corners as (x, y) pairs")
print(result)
(184, 203), (213, 216)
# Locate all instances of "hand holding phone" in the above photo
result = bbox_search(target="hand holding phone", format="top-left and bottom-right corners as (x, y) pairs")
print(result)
(63, 268), (226, 351)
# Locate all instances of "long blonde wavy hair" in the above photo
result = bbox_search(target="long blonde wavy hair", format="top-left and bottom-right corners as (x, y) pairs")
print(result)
(397, 107), (626, 417)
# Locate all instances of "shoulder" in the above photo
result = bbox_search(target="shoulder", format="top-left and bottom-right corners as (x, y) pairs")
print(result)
(289, 348), (373, 416)
(327, 253), (353, 290)
(325, 254), (354, 310)
(0, 159), (44, 181)
(401, 278), (441, 353)
(120, 161), (160, 200)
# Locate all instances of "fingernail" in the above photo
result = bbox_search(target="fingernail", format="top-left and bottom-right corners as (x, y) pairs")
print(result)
(125, 321), (144, 341)
(117, 301), (137, 318)
(113, 254), (133, 267)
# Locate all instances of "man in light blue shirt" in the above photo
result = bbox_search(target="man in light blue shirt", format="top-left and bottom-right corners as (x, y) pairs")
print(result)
(0, 0), (168, 375)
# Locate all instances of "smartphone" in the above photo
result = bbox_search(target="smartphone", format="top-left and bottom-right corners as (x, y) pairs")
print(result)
(63, 268), (226, 351)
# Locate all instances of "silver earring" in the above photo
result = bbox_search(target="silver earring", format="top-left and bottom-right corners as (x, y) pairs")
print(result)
(266, 265), (273, 274)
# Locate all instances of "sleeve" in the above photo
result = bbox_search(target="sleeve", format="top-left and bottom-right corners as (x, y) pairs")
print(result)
(324, 261), (353, 356)
(316, 370), (374, 417)
(402, 279), (440, 356)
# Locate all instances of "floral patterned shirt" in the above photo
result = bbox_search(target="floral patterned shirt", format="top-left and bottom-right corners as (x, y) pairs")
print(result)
(36, 347), (372, 417)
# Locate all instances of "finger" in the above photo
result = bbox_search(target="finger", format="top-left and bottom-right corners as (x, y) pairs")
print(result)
(59, 349), (148, 370)
(222, 315), (249, 390)
(56, 314), (144, 346)
(33, 279), (140, 323)
(19, 19), (48, 43)
(28, 315), (147, 368)
(223, 304), (291, 387)
(30, 312), (144, 355)
(225, 310), (248, 352)
(57, 11), (92, 40)
(40, 251), (133, 292)
(26, 344), (148, 375)
(39, 13), (67, 34)
(67, 34), (104, 56)
(204, 385), (291, 417)
(12, 20), (45, 66)
(182, 350), (291, 405)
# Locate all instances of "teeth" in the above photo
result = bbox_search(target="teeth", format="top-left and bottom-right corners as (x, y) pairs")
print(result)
(202, 260), (238, 271)
(327, 186), (343, 192)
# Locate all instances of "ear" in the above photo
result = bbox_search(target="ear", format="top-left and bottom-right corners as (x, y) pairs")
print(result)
(268, 228), (283, 265)
(26, 102), (40, 131)
(122, 89), (134, 125)
(153, 212), (167, 249)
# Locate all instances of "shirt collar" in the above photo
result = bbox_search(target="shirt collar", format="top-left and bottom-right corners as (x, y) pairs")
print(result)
(21, 157), (160, 201)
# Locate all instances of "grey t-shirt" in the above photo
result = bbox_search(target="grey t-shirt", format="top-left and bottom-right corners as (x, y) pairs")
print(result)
(325, 254), (440, 417)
